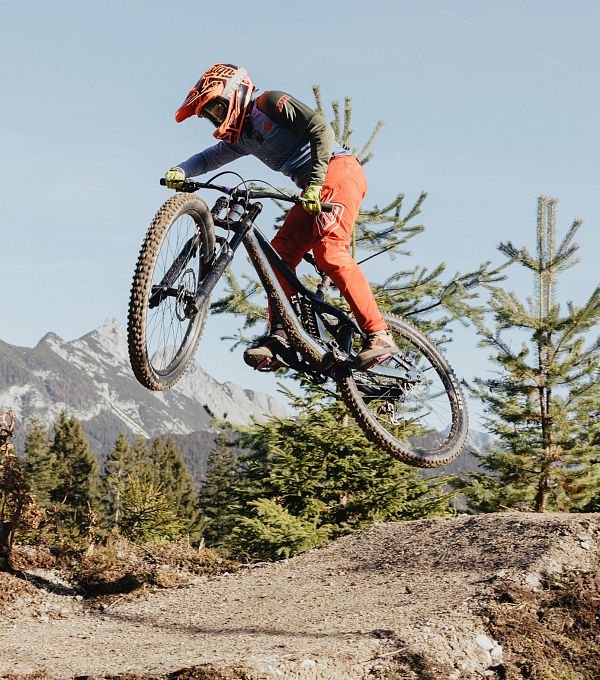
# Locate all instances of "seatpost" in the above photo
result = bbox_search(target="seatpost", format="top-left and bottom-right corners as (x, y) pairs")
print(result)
(316, 274), (332, 301)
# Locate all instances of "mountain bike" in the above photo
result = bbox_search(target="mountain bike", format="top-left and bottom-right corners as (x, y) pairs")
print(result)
(127, 177), (468, 468)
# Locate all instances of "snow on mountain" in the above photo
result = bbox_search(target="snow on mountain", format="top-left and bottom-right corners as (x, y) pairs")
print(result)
(0, 318), (288, 458)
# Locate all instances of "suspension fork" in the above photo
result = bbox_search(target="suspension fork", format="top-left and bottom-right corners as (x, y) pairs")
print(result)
(149, 236), (199, 309)
(189, 203), (263, 314)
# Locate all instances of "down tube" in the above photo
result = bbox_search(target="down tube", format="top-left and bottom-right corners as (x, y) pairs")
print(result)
(242, 231), (328, 366)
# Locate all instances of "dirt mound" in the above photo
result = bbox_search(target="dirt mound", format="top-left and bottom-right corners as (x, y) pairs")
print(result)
(1, 513), (599, 679)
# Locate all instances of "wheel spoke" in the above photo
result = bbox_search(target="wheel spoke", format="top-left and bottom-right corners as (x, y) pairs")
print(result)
(145, 213), (200, 373)
(340, 314), (468, 467)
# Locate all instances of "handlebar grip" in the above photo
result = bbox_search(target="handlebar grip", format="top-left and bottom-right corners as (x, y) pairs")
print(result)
(321, 202), (335, 213)
(159, 177), (199, 193)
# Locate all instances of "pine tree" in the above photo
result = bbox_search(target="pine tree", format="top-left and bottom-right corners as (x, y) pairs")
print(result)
(464, 196), (600, 512)
(119, 475), (184, 543)
(50, 412), (101, 531)
(197, 434), (242, 545)
(102, 432), (131, 527)
(571, 378), (600, 511)
(103, 434), (188, 542)
(21, 418), (58, 508)
(148, 436), (200, 534)
(216, 388), (452, 558)
(232, 499), (330, 561)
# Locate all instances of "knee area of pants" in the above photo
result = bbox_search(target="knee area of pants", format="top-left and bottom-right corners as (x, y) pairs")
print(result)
(314, 257), (357, 279)
(313, 248), (354, 267)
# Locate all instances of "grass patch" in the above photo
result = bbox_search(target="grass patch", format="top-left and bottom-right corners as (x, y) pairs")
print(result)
(71, 537), (239, 596)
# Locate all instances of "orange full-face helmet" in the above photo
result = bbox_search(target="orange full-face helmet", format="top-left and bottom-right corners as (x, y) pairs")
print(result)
(175, 63), (255, 144)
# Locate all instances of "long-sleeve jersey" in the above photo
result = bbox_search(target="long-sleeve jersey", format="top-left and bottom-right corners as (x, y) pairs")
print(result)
(176, 90), (350, 189)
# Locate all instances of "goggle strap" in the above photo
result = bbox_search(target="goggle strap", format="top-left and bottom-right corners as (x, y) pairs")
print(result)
(221, 67), (248, 100)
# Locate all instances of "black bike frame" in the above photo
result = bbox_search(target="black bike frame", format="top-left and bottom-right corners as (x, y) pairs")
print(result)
(207, 197), (363, 363)
(156, 179), (415, 382)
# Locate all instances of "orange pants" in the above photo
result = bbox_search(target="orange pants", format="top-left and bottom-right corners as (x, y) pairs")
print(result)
(271, 156), (386, 333)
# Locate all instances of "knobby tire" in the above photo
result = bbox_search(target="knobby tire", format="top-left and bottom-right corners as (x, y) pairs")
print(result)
(128, 193), (216, 391)
(339, 313), (468, 468)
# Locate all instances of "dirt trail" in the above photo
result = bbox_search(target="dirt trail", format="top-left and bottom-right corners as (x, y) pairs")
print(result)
(1, 513), (599, 679)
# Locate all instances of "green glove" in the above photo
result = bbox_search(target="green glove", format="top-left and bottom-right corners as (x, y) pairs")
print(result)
(164, 167), (185, 189)
(301, 183), (323, 213)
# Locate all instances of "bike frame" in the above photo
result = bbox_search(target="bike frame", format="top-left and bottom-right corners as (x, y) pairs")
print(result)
(212, 195), (363, 369)
(155, 179), (417, 383)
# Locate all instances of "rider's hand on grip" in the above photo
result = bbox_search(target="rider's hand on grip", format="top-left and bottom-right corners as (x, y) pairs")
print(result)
(164, 167), (185, 189)
(301, 183), (323, 214)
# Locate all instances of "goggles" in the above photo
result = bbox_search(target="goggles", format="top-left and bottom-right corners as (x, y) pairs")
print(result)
(200, 98), (229, 127)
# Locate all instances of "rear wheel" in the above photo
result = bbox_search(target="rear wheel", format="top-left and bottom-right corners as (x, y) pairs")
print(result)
(339, 313), (468, 467)
(127, 193), (216, 391)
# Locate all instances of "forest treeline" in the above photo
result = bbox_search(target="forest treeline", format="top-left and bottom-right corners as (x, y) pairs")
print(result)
(0, 394), (457, 568)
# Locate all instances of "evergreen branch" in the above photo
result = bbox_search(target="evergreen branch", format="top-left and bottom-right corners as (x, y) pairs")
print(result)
(476, 325), (517, 360)
(403, 191), (428, 224)
(550, 244), (580, 273)
(556, 218), (582, 258)
(331, 99), (341, 139)
(553, 284), (600, 356)
(409, 261), (508, 320)
(357, 241), (412, 265)
(311, 84), (324, 116)
(498, 242), (540, 271)
(342, 96), (352, 148)
(355, 121), (384, 164)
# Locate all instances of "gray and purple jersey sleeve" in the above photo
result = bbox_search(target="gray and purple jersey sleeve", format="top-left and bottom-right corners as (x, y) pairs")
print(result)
(176, 141), (249, 178)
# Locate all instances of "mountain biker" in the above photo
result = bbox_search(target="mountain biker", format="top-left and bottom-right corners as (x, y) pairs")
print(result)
(164, 63), (399, 369)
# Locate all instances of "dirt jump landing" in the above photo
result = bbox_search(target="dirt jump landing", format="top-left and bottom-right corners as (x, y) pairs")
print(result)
(2, 512), (599, 679)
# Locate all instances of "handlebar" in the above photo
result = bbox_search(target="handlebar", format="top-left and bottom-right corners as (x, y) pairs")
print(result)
(159, 178), (335, 213)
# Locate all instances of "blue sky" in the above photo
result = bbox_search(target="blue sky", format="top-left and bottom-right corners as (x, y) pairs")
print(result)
(1, 1), (598, 425)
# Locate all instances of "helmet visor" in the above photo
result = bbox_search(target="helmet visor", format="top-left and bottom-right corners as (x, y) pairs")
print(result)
(201, 98), (229, 127)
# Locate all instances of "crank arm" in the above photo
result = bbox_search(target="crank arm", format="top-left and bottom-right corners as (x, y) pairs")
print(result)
(364, 364), (420, 382)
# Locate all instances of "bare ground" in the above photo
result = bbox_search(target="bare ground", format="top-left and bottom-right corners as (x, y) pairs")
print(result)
(1, 513), (599, 680)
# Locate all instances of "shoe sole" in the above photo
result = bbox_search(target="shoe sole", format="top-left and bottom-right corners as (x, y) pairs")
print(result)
(255, 357), (284, 372)
(357, 352), (393, 370)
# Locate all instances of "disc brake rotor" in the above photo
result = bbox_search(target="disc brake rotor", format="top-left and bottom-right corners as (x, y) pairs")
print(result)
(175, 268), (197, 322)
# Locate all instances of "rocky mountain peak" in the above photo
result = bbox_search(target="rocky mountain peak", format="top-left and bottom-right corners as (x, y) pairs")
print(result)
(36, 331), (63, 348)
(0, 319), (288, 460)
(79, 317), (129, 366)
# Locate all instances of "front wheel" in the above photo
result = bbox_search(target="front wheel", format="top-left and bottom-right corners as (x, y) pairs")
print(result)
(339, 313), (468, 467)
(127, 193), (216, 391)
